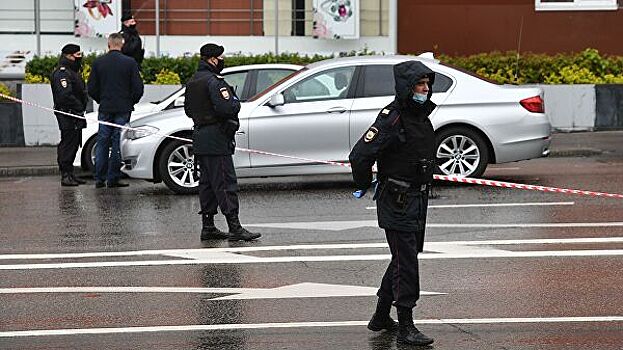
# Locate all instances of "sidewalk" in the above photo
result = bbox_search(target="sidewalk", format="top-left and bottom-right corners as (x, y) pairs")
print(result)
(1, 131), (621, 177)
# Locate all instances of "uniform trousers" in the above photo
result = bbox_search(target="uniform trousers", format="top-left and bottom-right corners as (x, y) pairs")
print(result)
(57, 129), (81, 174)
(197, 155), (239, 216)
(377, 228), (422, 309)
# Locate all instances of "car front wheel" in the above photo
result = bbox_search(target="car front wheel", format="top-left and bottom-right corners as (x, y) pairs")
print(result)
(435, 127), (489, 178)
(158, 140), (199, 194)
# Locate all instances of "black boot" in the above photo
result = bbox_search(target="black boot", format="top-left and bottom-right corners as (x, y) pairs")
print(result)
(200, 214), (228, 240)
(397, 307), (434, 346)
(226, 215), (261, 241)
(367, 298), (398, 331)
(61, 172), (79, 187)
(71, 174), (86, 185)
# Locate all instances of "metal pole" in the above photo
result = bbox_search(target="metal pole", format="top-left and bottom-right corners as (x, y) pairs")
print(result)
(155, 0), (160, 57)
(379, 0), (383, 36)
(274, 0), (279, 55)
(250, 0), (254, 35)
(34, 0), (41, 56)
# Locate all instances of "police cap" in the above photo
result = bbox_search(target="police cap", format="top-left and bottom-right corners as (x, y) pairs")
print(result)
(61, 43), (81, 55)
(200, 43), (224, 58)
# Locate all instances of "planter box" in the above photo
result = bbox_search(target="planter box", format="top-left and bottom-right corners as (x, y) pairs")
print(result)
(0, 101), (24, 146)
(595, 85), (623, 130)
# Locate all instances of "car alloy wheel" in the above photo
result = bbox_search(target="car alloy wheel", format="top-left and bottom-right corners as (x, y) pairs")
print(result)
(166, 143), (198, 189)
(435, 127), (489, 178)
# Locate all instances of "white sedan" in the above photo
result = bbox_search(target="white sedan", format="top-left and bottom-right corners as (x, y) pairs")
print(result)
(121, 54), (551, 194)
(76, 63), (302, 171)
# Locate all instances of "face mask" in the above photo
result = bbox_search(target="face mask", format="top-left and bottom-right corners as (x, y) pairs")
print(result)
(412, 92), (427, 104)
(215, 58), (225, 73)
(70, 57), (82, 72)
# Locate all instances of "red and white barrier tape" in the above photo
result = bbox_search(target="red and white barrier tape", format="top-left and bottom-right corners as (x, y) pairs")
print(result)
(2, 92), (622, 199)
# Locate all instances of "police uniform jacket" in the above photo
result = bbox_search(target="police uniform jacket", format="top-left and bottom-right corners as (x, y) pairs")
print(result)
(50, 56), (87, 130)
(120, 25), (144, 66)
(349, 61), (437, 241)
(87, 50), (144, 113)
(185, 60), (241, 156)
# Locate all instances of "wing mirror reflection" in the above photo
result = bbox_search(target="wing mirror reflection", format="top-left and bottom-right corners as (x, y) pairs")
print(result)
(267, 93), (285, 107)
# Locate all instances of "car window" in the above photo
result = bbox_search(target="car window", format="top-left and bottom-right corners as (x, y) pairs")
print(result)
(359, 65), (454, 98)
(223, 71), (248, 96)
(283, 66), (356, 104)
(256, 69), (294, 94)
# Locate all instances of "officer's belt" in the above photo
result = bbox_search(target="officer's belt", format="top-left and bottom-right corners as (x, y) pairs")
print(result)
(384, 177), (428, 192)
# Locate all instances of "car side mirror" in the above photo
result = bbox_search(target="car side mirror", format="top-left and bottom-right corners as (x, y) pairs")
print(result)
(267, 93), (285, 107)
(173, 96), (185, 107)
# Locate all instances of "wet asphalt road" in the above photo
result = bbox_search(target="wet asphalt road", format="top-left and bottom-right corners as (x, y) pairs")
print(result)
(1, 154), (623, 349)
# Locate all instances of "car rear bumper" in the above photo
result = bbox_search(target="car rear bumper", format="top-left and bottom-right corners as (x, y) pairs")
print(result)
(492, 115), (552, 163)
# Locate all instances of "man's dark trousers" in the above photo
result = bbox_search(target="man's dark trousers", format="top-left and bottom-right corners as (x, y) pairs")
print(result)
(95, 112), (130, 184)
(197, 155), (239, 216)
(58, 129), (81, 174)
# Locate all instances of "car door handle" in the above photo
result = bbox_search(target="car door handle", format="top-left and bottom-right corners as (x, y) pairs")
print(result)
(326, 107), (347, 114)
(236, 131), (246, 135)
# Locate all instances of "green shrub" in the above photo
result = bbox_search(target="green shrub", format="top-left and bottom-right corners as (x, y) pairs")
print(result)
(24, 73), (50, 84)
(153, 69), (181, 85)
(0, 82), (13, 101)
(25, 48), (623, 85)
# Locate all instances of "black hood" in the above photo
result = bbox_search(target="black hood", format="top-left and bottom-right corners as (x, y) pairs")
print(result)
(393, 60), (435, 104)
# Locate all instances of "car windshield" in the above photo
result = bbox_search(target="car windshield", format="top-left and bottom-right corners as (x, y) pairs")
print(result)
(247, 68), (308, 102)
(150, 86), (184, 104)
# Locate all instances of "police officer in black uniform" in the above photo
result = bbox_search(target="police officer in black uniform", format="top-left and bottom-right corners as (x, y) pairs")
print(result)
(184, 43), (260, 242)
(349, 60), (437, 347)
(50, 43), (87, 187)
(119, 12), (144, 67)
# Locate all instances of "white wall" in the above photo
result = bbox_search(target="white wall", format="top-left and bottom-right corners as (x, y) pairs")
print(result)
(0, 33), (396, 57)
(21, 84), (181, 146)
(538, 84), (596, 131)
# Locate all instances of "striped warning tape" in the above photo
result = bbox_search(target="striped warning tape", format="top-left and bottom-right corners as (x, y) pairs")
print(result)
(2, 92), (621, 199)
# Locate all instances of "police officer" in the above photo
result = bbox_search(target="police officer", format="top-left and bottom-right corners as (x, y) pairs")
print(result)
(349, 60), (437, 347)
(184, 43), (260, 242)
(50, 43), (87, 187)
(119, 12), (144, 67)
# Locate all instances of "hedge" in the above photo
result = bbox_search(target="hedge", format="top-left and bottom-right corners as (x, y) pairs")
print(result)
(25, 48), (623, 85)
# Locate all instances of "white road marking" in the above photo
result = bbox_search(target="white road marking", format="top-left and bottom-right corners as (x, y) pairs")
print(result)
(2, 249), (623, 270)
(246, 220), (623, 231)
(0, 283), (445, 299)
(2, 237), (623, 270)
(366, 201), (575, 210)
(2, 237), (623, 261)
(1, 316), (622, 337)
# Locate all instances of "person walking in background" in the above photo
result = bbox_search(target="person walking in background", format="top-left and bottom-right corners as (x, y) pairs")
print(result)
(87, 33), (143, 188)
(50, 43), (87, 187)
(120, 12), (144, 67)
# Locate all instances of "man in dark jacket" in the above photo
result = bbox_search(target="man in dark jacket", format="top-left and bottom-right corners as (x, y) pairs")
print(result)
(184, 43), (260, 242)
(87, 33), (144, 188)
(119, 13), (144, 67)
(50, 43), (88, 186)
(349, 60), (437, 347)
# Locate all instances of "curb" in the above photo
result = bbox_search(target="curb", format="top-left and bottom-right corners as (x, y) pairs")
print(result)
(548, 148), (603, 157)
(0, 166), (59, 177)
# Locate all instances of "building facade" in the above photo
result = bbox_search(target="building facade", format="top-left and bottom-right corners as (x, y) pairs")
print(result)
(398, 0), (623, 56)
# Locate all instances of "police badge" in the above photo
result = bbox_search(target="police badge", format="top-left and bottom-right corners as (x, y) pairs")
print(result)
(220, 87), (230, 100)
(364, 127), (378, 143)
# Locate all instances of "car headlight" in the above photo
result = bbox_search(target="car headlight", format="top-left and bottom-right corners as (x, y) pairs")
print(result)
(125, 126), (159, 140)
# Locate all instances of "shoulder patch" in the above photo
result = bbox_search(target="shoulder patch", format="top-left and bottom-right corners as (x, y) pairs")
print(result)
(381, 109), (391, 116)
(219, 87), (230, 100)
(60, 78), (68, 88)
(364, 126), (379, 143)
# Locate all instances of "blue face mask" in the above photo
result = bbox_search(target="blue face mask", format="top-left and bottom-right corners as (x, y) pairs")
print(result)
(412, 93), (427, 104)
